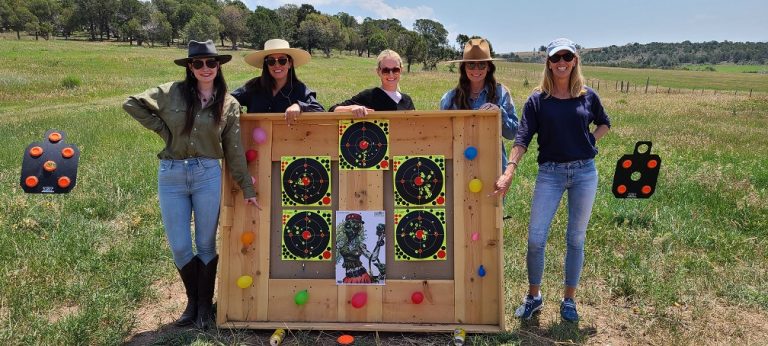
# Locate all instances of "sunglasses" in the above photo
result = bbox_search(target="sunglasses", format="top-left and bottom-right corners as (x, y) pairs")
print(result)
(548, 52), (575, 63)
(190, 59), (219, 70)
(380, 67), (401, 75)
(265, 57), (289, 66)
(466, 62), (488, 70)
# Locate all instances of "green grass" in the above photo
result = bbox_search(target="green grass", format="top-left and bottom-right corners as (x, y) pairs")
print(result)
(1, 38), (767, 345)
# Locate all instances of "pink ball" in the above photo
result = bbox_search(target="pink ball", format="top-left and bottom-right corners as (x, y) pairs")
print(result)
(350, 292), (367, 308)
(245, 149), (257, 163)
(252, 127), (267, 144)
(411, 291), (424, 304)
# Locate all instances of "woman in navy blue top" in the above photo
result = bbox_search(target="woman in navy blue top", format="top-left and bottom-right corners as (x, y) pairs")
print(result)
(493, 38), (611, 323)
(232, 39), (324, 124)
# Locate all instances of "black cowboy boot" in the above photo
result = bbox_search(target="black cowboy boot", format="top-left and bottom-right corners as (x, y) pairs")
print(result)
(195, 255), (218, 329)
(175, 256), (201, 326)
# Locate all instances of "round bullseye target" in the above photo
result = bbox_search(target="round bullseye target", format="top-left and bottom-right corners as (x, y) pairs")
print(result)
(281, 210), (333, 261)
(281, 156), (332, 206)
(394, 209), (447, 261)
(339, 120), (389, 170)
(393, 155), (446, 207)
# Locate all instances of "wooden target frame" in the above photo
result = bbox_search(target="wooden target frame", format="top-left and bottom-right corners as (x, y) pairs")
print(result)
(218, 111), (504, 333)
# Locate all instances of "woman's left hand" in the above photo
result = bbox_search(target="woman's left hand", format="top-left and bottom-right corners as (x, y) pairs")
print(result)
(479, 103), (500, 111)
(245, 197), (262, 210)
(285, 104), (301, 125)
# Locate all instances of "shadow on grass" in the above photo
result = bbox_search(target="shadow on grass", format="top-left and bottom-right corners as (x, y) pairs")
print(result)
(517, 312), (597, 345)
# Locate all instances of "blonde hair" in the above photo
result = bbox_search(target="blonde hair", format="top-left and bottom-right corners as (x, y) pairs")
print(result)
(377, 49), (403, 68)
(536, 53), (586, 98)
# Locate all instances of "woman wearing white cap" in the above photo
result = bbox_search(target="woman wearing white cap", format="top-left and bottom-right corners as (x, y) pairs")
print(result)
(493, 38), (611, 322)
(232, 39), (324, 124)
(440, 38), (519, 169)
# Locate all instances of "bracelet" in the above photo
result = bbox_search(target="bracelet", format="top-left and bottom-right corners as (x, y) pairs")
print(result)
(506, 161), (518, 168)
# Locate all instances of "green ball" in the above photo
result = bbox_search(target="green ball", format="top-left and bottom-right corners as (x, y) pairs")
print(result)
(294, 289), (309, 305)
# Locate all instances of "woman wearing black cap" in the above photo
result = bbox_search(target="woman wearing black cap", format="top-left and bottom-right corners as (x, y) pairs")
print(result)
(123, 40), (260, 329)
(493, 38), (611, 323)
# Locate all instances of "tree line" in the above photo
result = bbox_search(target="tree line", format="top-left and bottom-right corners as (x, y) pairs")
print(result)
(577, 41), (768, 69)
(0, 0), (504, 72)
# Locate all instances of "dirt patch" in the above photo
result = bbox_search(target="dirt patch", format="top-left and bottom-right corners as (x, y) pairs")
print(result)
(124, 278), (189, 345)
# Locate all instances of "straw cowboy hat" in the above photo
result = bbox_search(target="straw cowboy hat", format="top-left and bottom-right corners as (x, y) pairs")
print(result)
(449, 38), (501, 63)
(173, 40), (231, 66)
(244, 39), (311, 68)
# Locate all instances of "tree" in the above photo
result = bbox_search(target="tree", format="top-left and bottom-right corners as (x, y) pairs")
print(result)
(398, 30), (425, 73)
(367, 31), (387, 57)
(297, 13), (342, 57)
(246, 6), (280, 49)
(145, 7), (172, 46)
(183, 12), (220, 42)
(413, 18), (448, 70)
(152, 0), (179, 42)
(275, 4), (298, 42)
(219, 3), (247, 49)
(26, 0), (59, 40)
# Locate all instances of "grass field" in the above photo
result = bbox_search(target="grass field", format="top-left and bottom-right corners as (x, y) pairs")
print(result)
(1, 37), (767, 345)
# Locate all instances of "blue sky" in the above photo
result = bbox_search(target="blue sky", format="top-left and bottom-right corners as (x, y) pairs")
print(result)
(243, 0), (767, 53)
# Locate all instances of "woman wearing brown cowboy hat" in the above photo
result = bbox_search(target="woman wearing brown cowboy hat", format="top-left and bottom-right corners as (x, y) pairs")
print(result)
(232, 39), (324, 124)
(123, 40), (260, 329)
(440, 38), (519, 170)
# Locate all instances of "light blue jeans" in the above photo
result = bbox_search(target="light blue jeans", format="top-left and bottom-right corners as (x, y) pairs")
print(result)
(158, 158), (222, 268)
(526, 159), (598, 288)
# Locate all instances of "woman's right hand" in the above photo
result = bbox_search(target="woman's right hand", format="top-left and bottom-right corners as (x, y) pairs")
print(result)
(351, 105), (374, 118)
(492, 167), (516, 197)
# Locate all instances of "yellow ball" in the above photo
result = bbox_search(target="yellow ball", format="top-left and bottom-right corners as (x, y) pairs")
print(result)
(468, 179), (483, 193)
(236, 275), (253, 289)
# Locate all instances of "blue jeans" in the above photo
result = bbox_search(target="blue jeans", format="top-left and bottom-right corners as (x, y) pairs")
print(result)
(526, 159), (598, 288)
(158, 158), (222, 268)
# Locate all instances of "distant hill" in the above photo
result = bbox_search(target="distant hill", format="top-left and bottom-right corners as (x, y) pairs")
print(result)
(512, 41), (768, 70)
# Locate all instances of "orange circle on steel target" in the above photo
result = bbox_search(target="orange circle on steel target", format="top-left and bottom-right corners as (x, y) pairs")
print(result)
(29, 146), (44, 157)
(58, 176), (71, 188)
(647, 160), (658, 169)
(621, 159), (632, 169)
(25, 176), (39, 188)
(641, 185), (652, 194)
(61, 147), (75, 158)
(43, 160), (57, 172)
(337, 334), (354, 345)
(48, 132), (62, 142)
(617, 185), (627, 194)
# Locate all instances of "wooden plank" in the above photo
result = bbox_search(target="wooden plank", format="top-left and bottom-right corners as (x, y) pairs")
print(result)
(253, 120), (273, 321)
(476, 114), (502, 325)
(338, 170), (383, 210)
(267, 279), (338, 322)
(271, 121), (339, 159)
(382, 280), (455, 323)
(220, 322), (503, 333)
(389, 118), (453, 158)
(242, 110), (498, 121)
(337, 285), (383, 322)
(451, 117), (469, 324)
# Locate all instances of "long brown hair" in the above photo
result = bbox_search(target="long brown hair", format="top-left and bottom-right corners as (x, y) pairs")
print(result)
(450, 62), (498, 109)
(181, 64), (227, 134)
(244, 55), (302, 96)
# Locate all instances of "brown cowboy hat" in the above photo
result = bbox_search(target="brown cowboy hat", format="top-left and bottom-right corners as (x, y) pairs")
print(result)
(244, 39), (311, 68)
(448, 38), (502, 63)
(173, 40), (232, 66)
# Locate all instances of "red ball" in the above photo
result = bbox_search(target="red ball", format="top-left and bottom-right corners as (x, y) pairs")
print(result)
(351, 292), (367, 308)
(411, 291), (424, 304)
(245, 149), (257, 162)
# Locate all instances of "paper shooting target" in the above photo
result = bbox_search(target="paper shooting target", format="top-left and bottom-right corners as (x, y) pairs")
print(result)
(281, 210), (333, 261)
(338, 119), (390, 170)
(281, 156), (332, 206)
(394, 209), (447, 261)
(393, 155), (446, 207)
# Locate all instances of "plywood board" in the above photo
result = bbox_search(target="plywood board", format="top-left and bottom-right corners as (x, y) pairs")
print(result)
(267, 279), (338, 322)
(382, 280), (455, 323)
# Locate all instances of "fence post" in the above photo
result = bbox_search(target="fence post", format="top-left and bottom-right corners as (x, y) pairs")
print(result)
(750, 89), (753, 97)
(615, 80), (618, 90)
(597, 80), (600, 90)
(645, 77), (649, 94)
(668, 87), (671, 94)
(620, 80), (624, 92)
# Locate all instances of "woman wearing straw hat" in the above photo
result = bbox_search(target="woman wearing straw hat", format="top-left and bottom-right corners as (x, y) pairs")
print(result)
(440, 38), (518, 169)
(232, 38), (324, 124)
(123, 40), (260, 329)
(492, 38), (611, 322)
(329, 49), (414, 117)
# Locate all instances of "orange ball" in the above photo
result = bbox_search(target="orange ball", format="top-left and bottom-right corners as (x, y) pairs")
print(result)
(240, 231), (255, 245)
